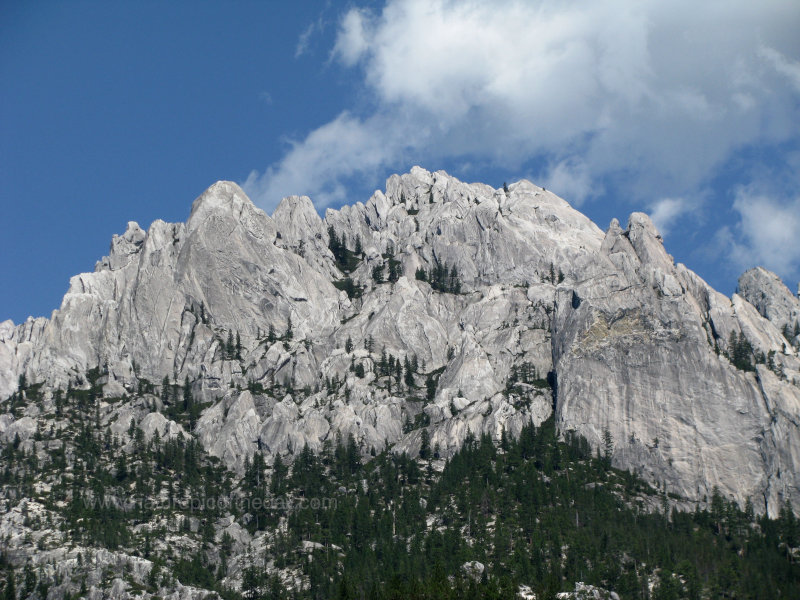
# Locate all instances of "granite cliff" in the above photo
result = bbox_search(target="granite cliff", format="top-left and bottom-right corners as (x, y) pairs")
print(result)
(2, 167), (799, 518)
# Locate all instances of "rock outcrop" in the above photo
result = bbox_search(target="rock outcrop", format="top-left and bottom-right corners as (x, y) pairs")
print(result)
(1, 167), (799, 517)
(553, 214), (800, 512)
(739, 266), (800, 344)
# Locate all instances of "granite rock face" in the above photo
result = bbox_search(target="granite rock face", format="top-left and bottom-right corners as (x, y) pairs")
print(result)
(739, 266), (800, 344)
(2, 168), (799, 516)
(553, 214), (800, 513)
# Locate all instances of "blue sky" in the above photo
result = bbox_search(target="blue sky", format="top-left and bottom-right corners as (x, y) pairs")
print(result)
(2, 0), (799, 324)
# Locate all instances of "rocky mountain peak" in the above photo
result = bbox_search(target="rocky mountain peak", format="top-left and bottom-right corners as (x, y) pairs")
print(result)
(1, 168), (800, 520)
(738, 266), (800, 341)
(273, 195), (325, 242)
(627, 211), (662, 240)
(625, 211), (675, 270)
(98, 221), (147, 272)
(187, 180), (264, 233)
(273, 194), (318, 219)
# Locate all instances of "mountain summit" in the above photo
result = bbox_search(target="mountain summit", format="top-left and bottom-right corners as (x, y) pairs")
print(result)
(2, 167), (799, 519)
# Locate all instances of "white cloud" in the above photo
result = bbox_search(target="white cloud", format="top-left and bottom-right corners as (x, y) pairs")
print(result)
(245, 0), (800, 212)
(648, 197), (693, 237)
(541, 158), (596, 206)
(725, 188), (800, 279)
(760, 46), (800, 93)
(295, 14), (327, 59)
(295, 22), (317, 58)
(331, 8), (371, 66)
(243, 112), (411, 211)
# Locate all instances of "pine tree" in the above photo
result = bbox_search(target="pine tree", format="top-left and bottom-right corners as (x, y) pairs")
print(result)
(779, 499), (798, 547)
(420, 428), (431, 459)
(183, 376), (192, 411)
(372, 263), (384, 283)
(285, 316), (293, 341)
(242, 566), (261, 600)
(449, 265), (458, 293)
(271, 454), (287, 495)
(4, 571), (16, 600)
(380, 348), (388, 376)
(161, 376), (170, 403)
(404, 356), (414, 387)
(602, 428), (613, 469)
(328, 226), (339, 256)
(729, 330), (754, 371)
(426, 375), (437, 401)
(226, 331), (235, 359)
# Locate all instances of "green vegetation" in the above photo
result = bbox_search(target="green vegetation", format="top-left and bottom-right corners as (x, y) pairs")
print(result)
(505, 362), (551, 393)
(727, 330), (757, 372)
(782, 322), (800, 346)
(369, 349), (421, 394)
(2, 377), (799, 599)
(328, 227), (362, 273)
(541, 263), (564, 285)
(371, 248), (402, 285)
(333, 277), (364, 300)
(415, 262), (462, 294)
(233, 417), (800, 599)
(372, 263), (385, 283)
(221, 330), (242, 360)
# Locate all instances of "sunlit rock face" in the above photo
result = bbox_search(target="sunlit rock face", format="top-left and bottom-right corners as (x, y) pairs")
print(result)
(739, 266), (800, 345)
(2, 167), (799, 516)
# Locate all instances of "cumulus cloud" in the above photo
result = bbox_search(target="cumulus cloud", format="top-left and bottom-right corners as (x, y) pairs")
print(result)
(648, 197), (694, 237)
(760, 46), (800, 93)
(540, 159), (596, 206)
(724, 188), (800, 279)
(243, 112), (414, 209)
(332, 8), (371, 66)
(245, 0), (800, 212)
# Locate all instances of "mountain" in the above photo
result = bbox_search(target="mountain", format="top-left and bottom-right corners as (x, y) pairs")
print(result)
(1, 168), (800, 598)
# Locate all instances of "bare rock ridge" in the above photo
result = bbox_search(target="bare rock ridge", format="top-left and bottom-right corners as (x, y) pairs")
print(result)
(739, 266), (800, 346)
(2, 167), (800, 516)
